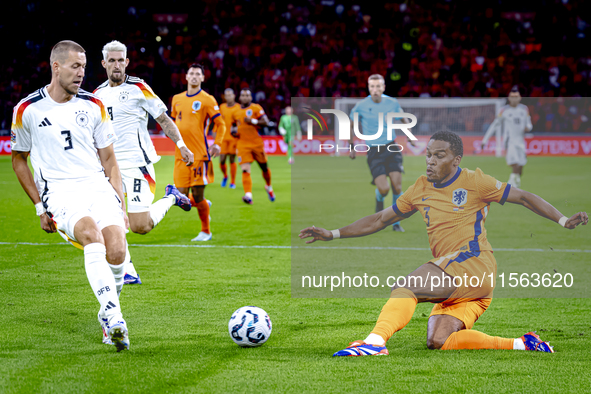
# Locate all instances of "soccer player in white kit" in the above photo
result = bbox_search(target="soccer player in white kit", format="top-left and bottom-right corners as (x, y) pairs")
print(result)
(94, 40), (195, 285)
(482, 86), (532, 188)
(11, 40), (130, 351)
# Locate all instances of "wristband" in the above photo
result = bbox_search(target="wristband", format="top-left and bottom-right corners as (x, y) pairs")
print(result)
(331, 229), (340, 240)
(251, 118), (259, 125)
(176, 139), (186, 149)
(558, 216), (568, 227)
(35, 202), (45, 216)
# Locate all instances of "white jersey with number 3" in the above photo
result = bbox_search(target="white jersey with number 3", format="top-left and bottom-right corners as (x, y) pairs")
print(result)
(11, 86), (117, 196)
(94, 75), (167, 169)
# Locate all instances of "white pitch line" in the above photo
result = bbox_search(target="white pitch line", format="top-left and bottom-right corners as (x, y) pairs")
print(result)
(0, 242), (590, 253)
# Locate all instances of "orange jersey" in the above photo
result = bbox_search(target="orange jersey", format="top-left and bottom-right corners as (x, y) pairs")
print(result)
(394, 167), (511, 259)
(171, 89), (222, 161)
(232, 103), (266, 146)
(220, 102), (240, 142)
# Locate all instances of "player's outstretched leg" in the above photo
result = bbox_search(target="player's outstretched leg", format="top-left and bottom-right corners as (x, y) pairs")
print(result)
(333, 288), (417, 357)
(439, 330), (553, 353)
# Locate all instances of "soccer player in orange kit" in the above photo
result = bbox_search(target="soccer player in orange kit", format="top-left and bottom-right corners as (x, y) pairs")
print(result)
(300, 131), (588, 356)
(219, 88), (240, 189)
(231, 89), (274, 204)
(171, 64), (225, 241)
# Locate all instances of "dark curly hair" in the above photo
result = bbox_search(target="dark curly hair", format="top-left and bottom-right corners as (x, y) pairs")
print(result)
(430, 131), (463, 157)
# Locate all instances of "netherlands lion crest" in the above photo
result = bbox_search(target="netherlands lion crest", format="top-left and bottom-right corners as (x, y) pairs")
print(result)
(192, 101), (202, 111)
(452, 188), (468, 206)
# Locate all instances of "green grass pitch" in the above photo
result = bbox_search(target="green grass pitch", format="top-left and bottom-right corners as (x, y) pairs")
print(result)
(1, 154), (590, 393)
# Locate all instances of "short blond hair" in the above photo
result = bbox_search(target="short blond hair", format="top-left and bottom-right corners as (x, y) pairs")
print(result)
(102, 40), (127, 61)
(368, 74), (385, 84)
(50, 40), (85, 65)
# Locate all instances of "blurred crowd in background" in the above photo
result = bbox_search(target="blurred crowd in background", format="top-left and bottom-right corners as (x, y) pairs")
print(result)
(2, 0), (591, 134)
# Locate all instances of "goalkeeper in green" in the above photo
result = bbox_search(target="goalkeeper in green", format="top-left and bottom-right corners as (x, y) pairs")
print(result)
(278, 106), (300, 164)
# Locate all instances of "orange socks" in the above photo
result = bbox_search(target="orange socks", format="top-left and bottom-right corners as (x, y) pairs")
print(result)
(220, 163), (228, 178)
(242, 171), (252, 193)
(196, 199), (210, 234)
(370, 288), (418, 343)
(262, 168), (272, 187)
(189, 194), (198, 208)
(230, 162), (237, 184)
(441, 330), (514, 350)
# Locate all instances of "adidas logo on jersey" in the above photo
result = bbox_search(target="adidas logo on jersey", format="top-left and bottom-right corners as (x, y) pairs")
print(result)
(38, 117), (52, 127)
(132, 196), (141, 202)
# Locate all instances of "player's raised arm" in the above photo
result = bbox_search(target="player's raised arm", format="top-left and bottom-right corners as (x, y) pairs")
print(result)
(155, 112), (194, 165)
(505, 187), (588, 229)
(299, 207), (409, 244)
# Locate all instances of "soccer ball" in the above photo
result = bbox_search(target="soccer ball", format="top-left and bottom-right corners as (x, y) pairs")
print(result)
(228, 306), (272, 347)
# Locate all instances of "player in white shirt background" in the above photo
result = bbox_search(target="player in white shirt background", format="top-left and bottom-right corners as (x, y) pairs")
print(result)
(94, 40), (195, 285)
(11, 40), (130, 351)
(481, 86), (532, 188)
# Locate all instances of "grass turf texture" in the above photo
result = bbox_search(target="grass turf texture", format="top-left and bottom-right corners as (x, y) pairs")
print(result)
(0, 154), (590, 393)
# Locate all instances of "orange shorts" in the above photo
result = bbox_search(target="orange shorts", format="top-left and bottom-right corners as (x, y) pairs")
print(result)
(429, 250), (497, 329)
(237, 143), (267, 164)
(174, 159), (214, 187)
(221, 136), (238, 155)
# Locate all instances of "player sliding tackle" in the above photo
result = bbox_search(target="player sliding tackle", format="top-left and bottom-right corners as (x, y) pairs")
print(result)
(300, 131), (588, 356)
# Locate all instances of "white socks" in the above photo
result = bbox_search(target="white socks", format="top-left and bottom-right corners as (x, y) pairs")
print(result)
(364, 333), (386, 346)
(508, 173), (521, 188)
(149, 195), (175, 228)
(108, 262), (125, 297)
(513, 338), (526, 350)
(84, 243), (122, 321)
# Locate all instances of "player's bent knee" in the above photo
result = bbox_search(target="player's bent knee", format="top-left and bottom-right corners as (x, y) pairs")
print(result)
(378, 185), (390, 196)
(106, 247), (126, 265)
(130, 222), (152, 235)
(426, 335), (448, 350)
(74, 218), (104, 246)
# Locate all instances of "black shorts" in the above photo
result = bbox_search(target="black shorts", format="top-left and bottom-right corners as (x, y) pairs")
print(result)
(367, 143), (404, 182)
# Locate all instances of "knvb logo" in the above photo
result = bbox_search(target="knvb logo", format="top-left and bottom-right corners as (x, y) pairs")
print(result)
(303, 107), (417, 153)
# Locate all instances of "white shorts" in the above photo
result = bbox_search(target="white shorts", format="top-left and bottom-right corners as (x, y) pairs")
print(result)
(506, 144), (527, 166)
(44, 177), (125, 248)
(121, 164), (156, 213)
